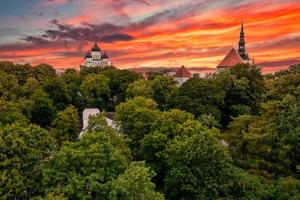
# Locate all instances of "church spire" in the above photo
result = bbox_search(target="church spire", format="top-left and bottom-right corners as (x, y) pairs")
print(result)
(238, 19), (249, 60)
(241, 19), (244, 34)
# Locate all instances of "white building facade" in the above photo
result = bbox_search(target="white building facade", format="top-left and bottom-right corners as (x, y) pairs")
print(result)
(81, 42), (112, 68)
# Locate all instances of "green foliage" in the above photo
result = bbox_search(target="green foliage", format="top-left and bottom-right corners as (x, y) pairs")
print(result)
(0, 123), (55, 199)
(110, 161), (164, 200)
(62, 69), (85, 110)
(175, 77), (224, 121)
(0, 99), (27, 126)
(147, 72), (164, 81)
(43, 77), (72, 110)
(0, 61), (34, 84)
(80, 65), (116, 76)
(29, 89), (56, 127)
(225, 95), (300, 179)
(263, 177), (300, 200)
(215, 64), (265, 126)
(80, 74), (110, 109)
(52, 106), (81, 144)
(163, 120), (262, 199)
(85, 112), (111, 132)
(20, 77), (41, 97)
(126, 79), (153, 99)
(151, 75), (178, 110)
(101, 69), (142, 107)
(41, 130), (131, 199)
(0, 61), (299, 199)
(115, 97), (159, 159)
(0, 71), (19, 100)
(33, 64), (57, 81)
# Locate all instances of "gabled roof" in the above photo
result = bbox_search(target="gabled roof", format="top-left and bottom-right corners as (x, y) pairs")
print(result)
(217, 48), (244, 68)
(174, 65), (191, 77)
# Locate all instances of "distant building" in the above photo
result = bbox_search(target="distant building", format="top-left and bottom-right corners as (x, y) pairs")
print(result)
(79, 108), (117, 138)
(217, 48), (245, 72)
(81, 42), (112, 69)
(173, 65), (191, 86)
(217, 20), (253, 72)
(80, 108), (100, 138)
(238, 20), (251, 62)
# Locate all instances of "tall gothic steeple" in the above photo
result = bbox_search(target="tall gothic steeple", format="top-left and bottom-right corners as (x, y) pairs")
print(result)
(238, 20), (249, 60)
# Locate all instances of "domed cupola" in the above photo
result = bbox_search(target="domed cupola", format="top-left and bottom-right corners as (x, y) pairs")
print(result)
(102, 51), (109, 59)
(85, 51), (92, 59)
(91, 42), (101, 52)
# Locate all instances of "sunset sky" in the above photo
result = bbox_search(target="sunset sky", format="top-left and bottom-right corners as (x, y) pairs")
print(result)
(0, 0), (299, 72)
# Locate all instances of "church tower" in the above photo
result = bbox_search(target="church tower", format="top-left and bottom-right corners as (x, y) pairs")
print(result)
(238, 20), (250, 61)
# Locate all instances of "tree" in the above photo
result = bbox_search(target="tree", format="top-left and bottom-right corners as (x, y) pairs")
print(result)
(85, 112), (111, 132)
(0, 71), (19, 100)
(41, 130), (131, 199)
(126, 79), (153, 99)
(52, 106), (81, 145)
(0, 62), (34, 85)
(215, 64), (266, 126)
(20, 77), (41, 98)
(151, 75), (178, 110)
(0, 123), (55, 199)
(163, 120), (262, 199)
(225, 96), (300, 179)
(33, 64), (57, 81)
(79, 65), (116, 76)
(101, 69), (142, 107)
(0, 99), (27, 126)
(29, 89), (56, 127)
(80, 74), (110, 109)
(42, 77), (72, 110)
(110, 161), (164, 200)
(115, 97), (159, 159)
(62, 69), (85, 110)
(140, 109), (194, 184)
(263, 177), (300, 200)
(175, 77), (224, 122)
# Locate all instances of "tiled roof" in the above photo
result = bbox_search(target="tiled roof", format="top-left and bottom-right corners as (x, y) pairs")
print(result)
(217, 48), (244, 68)
(174, 65), (191, 77)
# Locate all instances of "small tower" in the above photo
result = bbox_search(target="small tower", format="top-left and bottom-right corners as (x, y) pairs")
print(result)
(85, 51), (92, 64)
(238, 20), (249, 61)
(91, 42), (102, 60)
(173, 65), (191, 86)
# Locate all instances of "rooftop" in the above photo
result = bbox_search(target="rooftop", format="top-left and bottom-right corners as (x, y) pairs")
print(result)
(217, 48), (244, 68)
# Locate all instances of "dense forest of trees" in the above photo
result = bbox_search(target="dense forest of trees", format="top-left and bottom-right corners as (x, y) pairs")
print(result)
(0, 61), (299, 199)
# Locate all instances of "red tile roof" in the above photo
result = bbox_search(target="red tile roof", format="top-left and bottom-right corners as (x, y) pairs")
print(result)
(174, 65), (191, 77)
(217, 48), (244, 68)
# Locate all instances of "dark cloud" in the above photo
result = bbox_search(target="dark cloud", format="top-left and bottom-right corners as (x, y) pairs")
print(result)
(21, 20), (135, 44)
(22, 36), (50, 45)
(101, 33), (134, 42)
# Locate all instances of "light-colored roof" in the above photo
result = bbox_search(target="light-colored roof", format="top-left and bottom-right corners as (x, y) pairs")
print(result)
(81, 108), (100, 131)
(174, 65), (191, 77)
(217, 48), (244, 68)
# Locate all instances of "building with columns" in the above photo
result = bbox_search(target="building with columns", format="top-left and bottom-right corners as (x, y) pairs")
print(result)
(81, 42), (112, 69)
